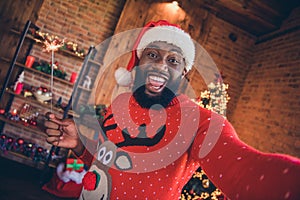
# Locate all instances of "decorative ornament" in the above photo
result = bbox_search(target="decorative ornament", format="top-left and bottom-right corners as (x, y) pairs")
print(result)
(33, 87), (52, 103)
(14, 72), (24, 95)
(66, 158), (85, 172)
(82, 75), (92, 89)
(34, 60), (67, 80)
(0, 109), (5, 115)
(82, 171), (99, 191)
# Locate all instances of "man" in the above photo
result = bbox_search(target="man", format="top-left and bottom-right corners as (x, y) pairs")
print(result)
(44, 20), (300, 199)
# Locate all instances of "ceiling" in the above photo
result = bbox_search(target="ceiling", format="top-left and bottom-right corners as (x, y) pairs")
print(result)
(195, 0), (300, 36)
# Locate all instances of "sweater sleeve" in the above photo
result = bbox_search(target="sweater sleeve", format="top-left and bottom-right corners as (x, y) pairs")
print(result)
(76, 138), (97, 167)
(191, 111), (300, 199)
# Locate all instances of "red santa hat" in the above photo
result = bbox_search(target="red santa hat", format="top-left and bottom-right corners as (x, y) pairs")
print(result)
(115, 20), (195, 87)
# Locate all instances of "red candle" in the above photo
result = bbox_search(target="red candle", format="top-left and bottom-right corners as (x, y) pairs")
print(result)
(15, 82), (23, 94)
(70, 72), (77, 83)
(11, 109), (17, 116)
(25, 55), (35, 68)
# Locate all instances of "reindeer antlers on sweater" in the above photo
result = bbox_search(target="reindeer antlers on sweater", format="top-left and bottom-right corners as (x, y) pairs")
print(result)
(101, 114), (166, 148)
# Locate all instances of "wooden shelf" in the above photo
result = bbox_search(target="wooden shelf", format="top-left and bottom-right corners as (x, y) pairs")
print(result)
(77, 85), (92, 92)
(0, 115), (46, 136)
(88, 59), (102, 66)
(1, 57), (75, 86)
(3, 57), (74, 86)
(5, 88), (65, 114)
(4, 89), (79, 119)
(0, 150), (56, 170)
(10, 29), (85, 60)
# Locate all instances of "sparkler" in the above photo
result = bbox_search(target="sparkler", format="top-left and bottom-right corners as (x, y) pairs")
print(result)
(34, 31), (64, 147)
(34, 31), (64, 112)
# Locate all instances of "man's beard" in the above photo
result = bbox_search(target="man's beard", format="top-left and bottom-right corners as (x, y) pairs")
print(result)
(132, 68), (182, 109)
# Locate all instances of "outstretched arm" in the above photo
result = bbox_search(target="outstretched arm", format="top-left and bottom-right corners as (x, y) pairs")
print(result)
(191, 111), (300, 199)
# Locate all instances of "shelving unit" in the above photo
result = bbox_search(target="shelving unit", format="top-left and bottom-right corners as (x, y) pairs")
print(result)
(62, 45), (104, 141)
(1, 57), (74, 87)
(0, 20), (96, 172)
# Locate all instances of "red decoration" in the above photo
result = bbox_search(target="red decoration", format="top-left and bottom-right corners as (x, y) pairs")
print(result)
(37, 147), (44, 152)
(70, 72), (77, 83)
(25, 56), (35, 68)
(66, 158), (84, 172)
(0, 109), (5, 115)
(17, 138), (24, 145)
(15, 82), (24, 94)
(82, 171), (97, 191)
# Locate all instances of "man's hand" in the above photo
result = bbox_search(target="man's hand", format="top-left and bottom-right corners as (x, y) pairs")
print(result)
(42, 112), (84, 155)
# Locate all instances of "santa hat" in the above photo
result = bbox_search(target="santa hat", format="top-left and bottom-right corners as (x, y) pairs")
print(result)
(115, 20), (195, 87)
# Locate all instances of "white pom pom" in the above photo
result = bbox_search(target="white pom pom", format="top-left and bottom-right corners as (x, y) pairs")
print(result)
(56, 163), (71, 183)
(68, 170), (87, 184)
(114, 67), (132, 87)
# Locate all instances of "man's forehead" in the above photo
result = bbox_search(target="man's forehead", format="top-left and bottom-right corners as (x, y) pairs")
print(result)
(145, 41), (183, 55)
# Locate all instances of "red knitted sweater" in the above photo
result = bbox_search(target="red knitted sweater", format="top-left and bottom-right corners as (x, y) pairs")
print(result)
(79, 92), (300, 200)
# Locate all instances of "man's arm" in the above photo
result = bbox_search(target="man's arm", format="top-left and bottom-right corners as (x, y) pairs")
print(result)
(191, 111), (300, 199)
(73, 134), (98, 167)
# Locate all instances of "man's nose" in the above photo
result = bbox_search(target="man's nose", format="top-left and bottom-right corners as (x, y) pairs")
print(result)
(154, 59), (168, 71)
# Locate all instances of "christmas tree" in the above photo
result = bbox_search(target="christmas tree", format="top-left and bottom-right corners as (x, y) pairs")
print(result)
(181, 73), (230, 200)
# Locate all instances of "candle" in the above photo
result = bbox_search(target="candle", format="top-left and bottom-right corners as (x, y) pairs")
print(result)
(70, 72), (77, 83)
(15, 82), (24, 94)
(12, 109), (17, 116)
(25, 55), (35, 68)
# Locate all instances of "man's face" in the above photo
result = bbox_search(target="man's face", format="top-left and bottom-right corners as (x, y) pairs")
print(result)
(132, 41), (186, 108)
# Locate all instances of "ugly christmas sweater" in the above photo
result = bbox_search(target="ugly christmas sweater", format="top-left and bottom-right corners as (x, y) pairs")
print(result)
(78, 92), (300, 200)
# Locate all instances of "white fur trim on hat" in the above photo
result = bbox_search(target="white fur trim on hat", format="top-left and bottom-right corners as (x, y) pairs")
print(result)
(114, 67), (132, 87)
(136, 25), (195, 72)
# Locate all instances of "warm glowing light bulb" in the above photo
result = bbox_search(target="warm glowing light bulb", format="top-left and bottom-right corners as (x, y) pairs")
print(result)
(172, 1), (179, 6)
(12, 109), (17, 116)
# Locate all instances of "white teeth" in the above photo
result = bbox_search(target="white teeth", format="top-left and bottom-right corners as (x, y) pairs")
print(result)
(149, 75), (165, 83)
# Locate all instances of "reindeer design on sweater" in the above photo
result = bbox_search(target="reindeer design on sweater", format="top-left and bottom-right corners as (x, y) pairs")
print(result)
(79, 114), (166, 200)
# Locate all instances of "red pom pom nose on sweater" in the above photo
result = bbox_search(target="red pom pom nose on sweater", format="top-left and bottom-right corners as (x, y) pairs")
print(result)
(82, 171), (100, 191)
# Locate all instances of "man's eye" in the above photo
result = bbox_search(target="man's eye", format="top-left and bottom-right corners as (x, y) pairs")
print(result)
(148, 52), (157, 58)
(168, 58), (180, 64)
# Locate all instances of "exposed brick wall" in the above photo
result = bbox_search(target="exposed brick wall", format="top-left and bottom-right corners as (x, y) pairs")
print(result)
(230, 7), (300, 157)
(3, 0), (125, 149)
(28, 0), (126, 104)
(201, 17), (256, 119)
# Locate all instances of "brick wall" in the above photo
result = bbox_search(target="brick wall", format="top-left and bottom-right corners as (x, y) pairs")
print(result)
(29, 0), (126, 104)
(4, 0), (125, 149)
(201, 17), (256, 119)
(230, 7), (300, 157)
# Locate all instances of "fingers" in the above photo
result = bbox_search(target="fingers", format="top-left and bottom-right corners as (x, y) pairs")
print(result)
(45, 112), (72, 127)
(45, 112), (63, 125)
(46, 136), (61, 146)
(46, 128), (63, 137)
(44, 120), (60, 130)
(45, 128), (63, 146)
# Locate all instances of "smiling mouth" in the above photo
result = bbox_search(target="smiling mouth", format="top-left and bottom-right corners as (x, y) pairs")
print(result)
(146, 73), (168, 95)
